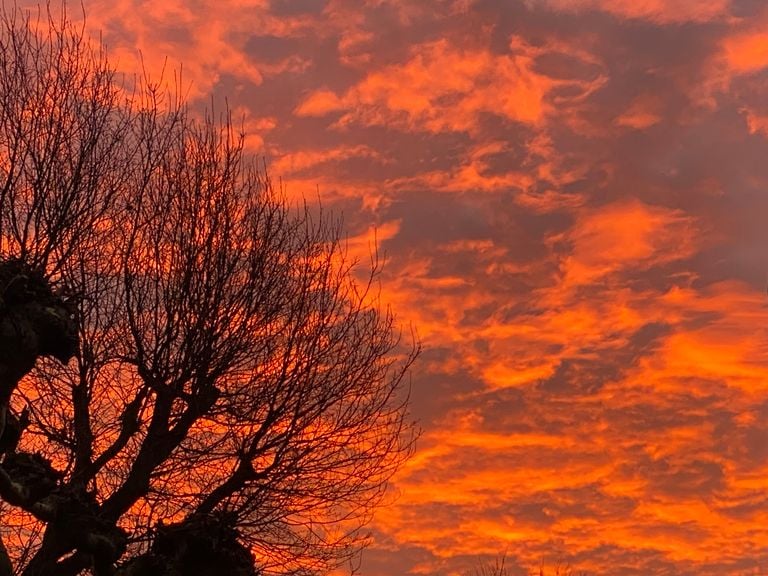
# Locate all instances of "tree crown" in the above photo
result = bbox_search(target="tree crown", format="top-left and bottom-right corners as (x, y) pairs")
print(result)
(0, 5), (418, 575)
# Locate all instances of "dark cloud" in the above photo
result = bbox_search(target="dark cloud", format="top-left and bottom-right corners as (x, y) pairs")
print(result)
(269, 0), (325, 16)
(245, 34), (302, 62)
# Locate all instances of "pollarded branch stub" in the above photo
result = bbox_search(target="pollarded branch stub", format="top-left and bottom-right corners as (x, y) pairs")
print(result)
(0, 258), (52, 308)
(0, 257), (79, 395)
(51, 484), (129, 573)
(0, 258), (79, 361)
(2, 452), (62, 504)
(116, 512), (258, 576)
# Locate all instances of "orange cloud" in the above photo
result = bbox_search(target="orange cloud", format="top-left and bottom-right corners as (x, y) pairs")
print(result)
(722, 30), (768, 75)
(741, 106), (768, 135)
(85, 0), (266, 98)
(294, 89), (345, 116)
(385, 140), (539, 193)
(614, 93), (663, 129)
(557, 198), (697, 286)
(375, 272), (768, 570)
(620, 281), (768, 394)
(337, 29), (375, 67)
(271, 144), (384, 174)
(46, 0), (343, 102)
(344, 220), (402, 266)
(295, 38), (568, 133)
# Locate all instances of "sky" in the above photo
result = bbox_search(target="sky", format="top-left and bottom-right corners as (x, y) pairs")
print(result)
(15, 0), (768, 574)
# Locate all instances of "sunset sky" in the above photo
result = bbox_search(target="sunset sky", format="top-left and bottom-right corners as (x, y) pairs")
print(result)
(15, 0), (768, 574)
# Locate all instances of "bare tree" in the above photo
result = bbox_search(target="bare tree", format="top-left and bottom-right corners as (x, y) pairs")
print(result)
(0, 4), (418, 576)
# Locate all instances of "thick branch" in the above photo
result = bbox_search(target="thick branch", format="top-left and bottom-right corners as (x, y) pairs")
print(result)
(102, 380), (219, 521)
(23, 485), (127, 576)
(75, 386), (148, 485)
(70, 379), (94, 484)
(195, 459), (261, 517)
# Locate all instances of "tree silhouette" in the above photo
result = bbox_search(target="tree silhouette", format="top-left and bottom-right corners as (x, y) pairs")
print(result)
(0, 5), (418, 576)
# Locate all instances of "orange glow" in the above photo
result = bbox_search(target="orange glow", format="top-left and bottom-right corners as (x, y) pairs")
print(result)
(723, 32), (768, 75)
